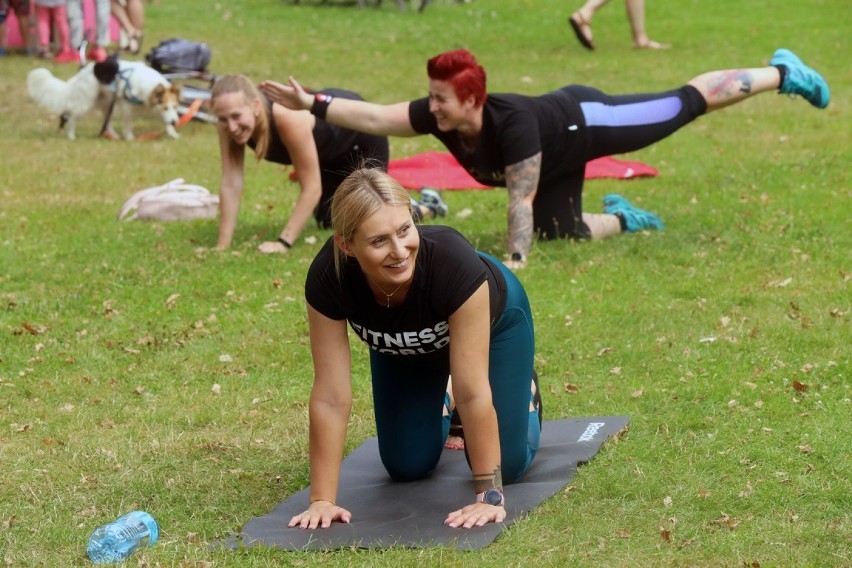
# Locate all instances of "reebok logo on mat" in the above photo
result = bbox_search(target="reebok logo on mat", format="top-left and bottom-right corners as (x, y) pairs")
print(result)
(577, 422), (606, 442)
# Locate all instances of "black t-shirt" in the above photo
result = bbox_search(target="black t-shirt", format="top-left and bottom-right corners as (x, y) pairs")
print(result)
(408, 88), (585, 193)
(305, 225), (507, 364)
(251, 88), (376, 166)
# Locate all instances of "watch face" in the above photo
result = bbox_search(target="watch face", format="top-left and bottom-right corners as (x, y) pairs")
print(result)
(483, 489), (504, 506)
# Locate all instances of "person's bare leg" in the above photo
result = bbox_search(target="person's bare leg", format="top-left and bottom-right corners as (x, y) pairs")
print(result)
(689, 67), (781, 112)
(583, 213), (622, 239)
(18, 9), (35, 54)
(577, 0), (610, 23)
(126, 0), (144, 31)
(110, 1), (136, 37)
(625, 0), (669, 49)
(125, 0), (143, 52)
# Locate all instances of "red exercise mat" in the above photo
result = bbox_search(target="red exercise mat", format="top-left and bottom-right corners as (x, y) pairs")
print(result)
(387, 152), (659, 190)
(290, 152), (658, 189)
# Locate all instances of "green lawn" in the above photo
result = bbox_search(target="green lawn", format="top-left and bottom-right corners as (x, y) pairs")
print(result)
(1, 0), (849, 565)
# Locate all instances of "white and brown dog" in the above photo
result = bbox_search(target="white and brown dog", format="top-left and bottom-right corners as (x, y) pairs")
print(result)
(27, 58), (182, 140)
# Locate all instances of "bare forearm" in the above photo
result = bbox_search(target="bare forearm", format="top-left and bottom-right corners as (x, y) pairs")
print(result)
(216, 183), (242, 248)
(308, 399), (351, 503)
(455, 397), (501, 492)
(280, 184), (321, 244)
(323, 98), (415, 138)
(268, 82), (385, 133)
(259, 79), (415, 137)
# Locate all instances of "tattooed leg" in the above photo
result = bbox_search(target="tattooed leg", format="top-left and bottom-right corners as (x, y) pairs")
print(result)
(688, 67), (781, 112)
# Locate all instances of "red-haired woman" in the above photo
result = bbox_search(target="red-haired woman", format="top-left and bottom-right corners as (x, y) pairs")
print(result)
(260, 48), (829, 269)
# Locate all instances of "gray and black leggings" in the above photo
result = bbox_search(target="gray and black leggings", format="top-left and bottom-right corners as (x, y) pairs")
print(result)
(534, 84), (708, 240)
(369, 253), (540, 485)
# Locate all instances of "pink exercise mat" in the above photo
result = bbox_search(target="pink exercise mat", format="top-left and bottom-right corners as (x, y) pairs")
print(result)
(3, 0), (120, 48)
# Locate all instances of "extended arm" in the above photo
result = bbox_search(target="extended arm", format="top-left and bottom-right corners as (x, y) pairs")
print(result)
(215, 127), (246, 250)
(289, 305), (354, 529)
(503, 153), (542, 269)
(258, 105), (323, 253)
(259, 77), (418, 138)
(443, 282), (507, 528)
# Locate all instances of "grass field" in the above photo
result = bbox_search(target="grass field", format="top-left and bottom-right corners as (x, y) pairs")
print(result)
(1, 0), (849, 565)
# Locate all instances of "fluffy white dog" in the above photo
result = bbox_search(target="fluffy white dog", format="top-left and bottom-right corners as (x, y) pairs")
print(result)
(27, 59), (182, 140)
(26, 62), (103, 140)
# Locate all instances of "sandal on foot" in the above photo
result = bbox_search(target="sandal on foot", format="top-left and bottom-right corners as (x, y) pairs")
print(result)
(129, 32), (143, 55)
(634, 39), (671, 50)
(568, 12), (594, 51)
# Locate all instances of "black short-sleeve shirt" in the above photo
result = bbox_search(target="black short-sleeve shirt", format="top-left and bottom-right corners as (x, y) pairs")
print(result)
(251, 88), (379, 166)
(305, 226), (507, 363)
(408, 89), (585, 193)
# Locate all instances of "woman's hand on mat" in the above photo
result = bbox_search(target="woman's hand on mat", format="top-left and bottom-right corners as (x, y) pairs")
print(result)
(444, 502), (507, 528)
(260, 77), (311, 112)
(288, 500), (351, 529)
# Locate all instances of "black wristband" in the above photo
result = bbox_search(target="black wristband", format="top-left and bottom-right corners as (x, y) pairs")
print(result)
(310, 93), (334, 119)
(278, 237), (292, 249)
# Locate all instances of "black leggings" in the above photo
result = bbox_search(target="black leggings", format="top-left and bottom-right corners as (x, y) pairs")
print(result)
(315, 134), (390, 228)
(534, 84), (707, 240)
(369, 254), (540, 485)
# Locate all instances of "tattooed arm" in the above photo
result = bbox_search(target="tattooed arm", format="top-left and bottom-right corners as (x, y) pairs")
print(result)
(504, 153), (542, 269)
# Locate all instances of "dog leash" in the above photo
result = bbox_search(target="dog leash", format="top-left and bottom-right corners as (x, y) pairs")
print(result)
(100, 92), (119, 139)
(100, 57), (128, 139)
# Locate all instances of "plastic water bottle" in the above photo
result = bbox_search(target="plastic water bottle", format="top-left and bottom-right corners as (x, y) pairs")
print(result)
(86, 511), (159, 564)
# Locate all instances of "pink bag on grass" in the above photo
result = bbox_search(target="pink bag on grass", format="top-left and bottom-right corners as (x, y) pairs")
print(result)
(118, 178), (218, 221)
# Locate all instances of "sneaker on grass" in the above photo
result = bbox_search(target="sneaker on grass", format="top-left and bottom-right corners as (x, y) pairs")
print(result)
(603, 194), (664, 232)
(419, 187), (448, 217)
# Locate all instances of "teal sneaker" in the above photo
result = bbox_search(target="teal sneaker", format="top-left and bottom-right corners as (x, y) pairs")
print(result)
(409, 197), (424, 222)
(770, 48), (830, 109)
(419, 187), (448, 217)
(603, 194), (664, 232)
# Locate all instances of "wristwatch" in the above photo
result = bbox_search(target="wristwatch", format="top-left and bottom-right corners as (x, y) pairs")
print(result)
(479, 488), (505, 507)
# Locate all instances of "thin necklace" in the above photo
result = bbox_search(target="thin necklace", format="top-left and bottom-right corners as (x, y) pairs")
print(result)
(370, 278), (406, 308)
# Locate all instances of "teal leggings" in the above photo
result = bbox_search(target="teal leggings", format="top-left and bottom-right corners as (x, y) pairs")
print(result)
(369, 253), (540, 484)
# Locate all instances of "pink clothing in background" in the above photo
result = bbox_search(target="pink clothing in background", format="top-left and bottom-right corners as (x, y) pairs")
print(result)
(4, 0), (118, 47)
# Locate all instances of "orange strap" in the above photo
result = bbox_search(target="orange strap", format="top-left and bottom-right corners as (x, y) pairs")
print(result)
(102, 98), (204, 141)
(177, 98), (204, 127)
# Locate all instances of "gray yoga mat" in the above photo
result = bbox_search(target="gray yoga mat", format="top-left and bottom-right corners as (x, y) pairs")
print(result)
(224, 416), (628, 551)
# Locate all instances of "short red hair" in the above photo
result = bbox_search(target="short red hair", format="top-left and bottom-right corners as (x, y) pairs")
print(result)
(427, 49), (487, 108)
